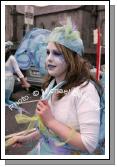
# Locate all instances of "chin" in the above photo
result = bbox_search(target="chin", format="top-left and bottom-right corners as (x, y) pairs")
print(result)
(48, 71), (56, 77)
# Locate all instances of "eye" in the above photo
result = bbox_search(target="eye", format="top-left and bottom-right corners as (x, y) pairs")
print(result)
(46, 49), (50, 55)
(53, 50), (62, 57)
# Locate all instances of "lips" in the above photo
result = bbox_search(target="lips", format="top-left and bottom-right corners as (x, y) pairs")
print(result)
(48, 64), (56, 68)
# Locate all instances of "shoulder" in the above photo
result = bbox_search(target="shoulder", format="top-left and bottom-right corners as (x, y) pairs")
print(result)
(71, 81), (100, 101)
(6, 55), (14, 64)
(73, 81), (98, 93)
(81, 81), (98, 93)
(9, 55), (17, 64)
(9, 55), (15, 60)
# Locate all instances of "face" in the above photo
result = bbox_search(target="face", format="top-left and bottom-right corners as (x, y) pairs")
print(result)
(46, 42), (68, 80)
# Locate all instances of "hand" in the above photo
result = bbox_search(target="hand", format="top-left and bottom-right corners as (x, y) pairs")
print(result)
(21, 82), (31, 89)
(36, 100), (55, 128)
(20, 77), (31, 89)
(12, 135), (27, 148)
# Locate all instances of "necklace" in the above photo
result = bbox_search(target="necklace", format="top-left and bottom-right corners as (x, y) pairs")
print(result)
(41, 79), (66, 100)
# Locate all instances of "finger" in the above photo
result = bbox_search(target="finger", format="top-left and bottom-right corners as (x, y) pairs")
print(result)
(37, 100), (41, 105)
(41, 100), (48, 105)
(16, 143), (23, 148)
(39, 100), (46, 107)
(12, 142), (22, 148)
(36, 104), (43, 111)
(35, 109), (42, 115)
(12, 144), (17, 148)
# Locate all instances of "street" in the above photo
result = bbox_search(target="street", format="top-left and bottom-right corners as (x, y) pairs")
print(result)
(5, 87), (41, 155)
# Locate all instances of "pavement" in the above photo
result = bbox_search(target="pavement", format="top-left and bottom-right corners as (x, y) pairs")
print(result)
(5, 86), (41, 155)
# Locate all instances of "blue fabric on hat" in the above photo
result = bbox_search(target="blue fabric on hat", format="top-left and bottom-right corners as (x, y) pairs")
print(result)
(47, 18), (84, 56)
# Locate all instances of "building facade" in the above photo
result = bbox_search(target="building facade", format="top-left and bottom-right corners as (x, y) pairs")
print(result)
(5, 5), (105, 65)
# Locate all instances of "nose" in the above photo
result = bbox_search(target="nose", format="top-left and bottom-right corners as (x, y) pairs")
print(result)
(46, 52), (53, 62)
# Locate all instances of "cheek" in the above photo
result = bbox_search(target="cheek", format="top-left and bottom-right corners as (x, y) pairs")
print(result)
(61, 62), (68, 72)
(55, 58), (68, 72)
(53, 56), (66, 65)
(45, 57), (48, 67)
(45, 56), (48, 62)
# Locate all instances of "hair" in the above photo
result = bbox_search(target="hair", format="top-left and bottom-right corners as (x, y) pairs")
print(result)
(43, 42), (103, 99)
(5, 49), (16, 62)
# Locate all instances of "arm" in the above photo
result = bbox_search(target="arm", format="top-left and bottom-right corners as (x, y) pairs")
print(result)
(47, 118), (87, 151)
(19, 130), (39, 142)
(10, 56), (30, 88)
(10, 55), (24, 78)
(74, 83), (100, 153)
(12, 130), (39, 145)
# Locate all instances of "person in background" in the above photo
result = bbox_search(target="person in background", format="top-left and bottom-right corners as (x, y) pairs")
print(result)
(5, 41), (30, 108)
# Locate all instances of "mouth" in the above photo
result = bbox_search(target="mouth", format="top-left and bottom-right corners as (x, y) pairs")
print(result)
(47, 64), (56, 69)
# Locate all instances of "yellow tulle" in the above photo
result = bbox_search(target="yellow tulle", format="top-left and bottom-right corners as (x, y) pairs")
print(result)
(5, 114), (48, 148)
(15, 114), (47, 133)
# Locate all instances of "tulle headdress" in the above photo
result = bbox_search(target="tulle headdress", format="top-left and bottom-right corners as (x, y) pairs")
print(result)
(47, 17), (84, 56)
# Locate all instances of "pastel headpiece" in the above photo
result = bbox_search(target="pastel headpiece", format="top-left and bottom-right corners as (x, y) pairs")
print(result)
(47, 17), (84, 56)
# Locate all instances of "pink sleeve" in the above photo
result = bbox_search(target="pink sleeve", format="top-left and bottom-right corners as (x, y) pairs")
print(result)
(75, 83), (100, 153)
(10, 55), (24, 78)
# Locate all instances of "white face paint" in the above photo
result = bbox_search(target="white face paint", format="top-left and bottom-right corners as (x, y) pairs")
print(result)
(46, 42), (68, 83)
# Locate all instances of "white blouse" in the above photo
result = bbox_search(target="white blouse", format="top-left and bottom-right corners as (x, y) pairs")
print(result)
(5, 55), (24, 78)
(48, 81), (100, 153)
